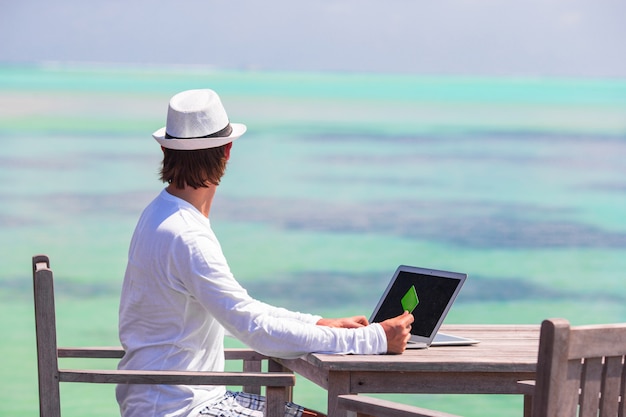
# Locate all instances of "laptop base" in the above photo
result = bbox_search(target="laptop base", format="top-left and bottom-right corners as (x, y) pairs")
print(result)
(405, 332), (480, 349)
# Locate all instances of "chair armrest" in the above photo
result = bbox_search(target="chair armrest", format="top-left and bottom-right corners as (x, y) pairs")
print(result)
(56, 347), (282, 397)
(58, 369), (294, 417)
(58, 347), (125, 358)
(59, 369), (295, 386)
(58, 347), (266, 361)
(337, 395), (463, 417)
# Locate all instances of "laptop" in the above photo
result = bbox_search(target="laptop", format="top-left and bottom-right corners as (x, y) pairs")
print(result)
(369, 265), (479, 349)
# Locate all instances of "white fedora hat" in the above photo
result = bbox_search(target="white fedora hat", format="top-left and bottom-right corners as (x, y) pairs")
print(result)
(153, 89), (247, 150)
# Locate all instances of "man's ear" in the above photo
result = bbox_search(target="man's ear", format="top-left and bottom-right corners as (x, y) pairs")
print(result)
(224, 142), (233, 160)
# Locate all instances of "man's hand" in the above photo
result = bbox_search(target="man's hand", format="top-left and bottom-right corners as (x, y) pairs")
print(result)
(379, 311), (414, 354)
(317, 316), (369, 328)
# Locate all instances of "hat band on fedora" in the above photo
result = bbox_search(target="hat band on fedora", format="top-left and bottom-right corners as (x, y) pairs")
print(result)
(165, 123), (233, 140)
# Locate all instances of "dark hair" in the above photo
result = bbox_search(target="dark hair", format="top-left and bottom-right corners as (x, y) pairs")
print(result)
(160, 144), (230, 189)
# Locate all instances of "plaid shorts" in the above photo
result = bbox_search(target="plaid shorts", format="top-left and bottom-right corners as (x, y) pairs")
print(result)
(198, 391), (304, 417)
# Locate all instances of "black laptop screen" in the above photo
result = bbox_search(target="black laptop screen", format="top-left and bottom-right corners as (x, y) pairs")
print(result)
(371, 270), (462, 338)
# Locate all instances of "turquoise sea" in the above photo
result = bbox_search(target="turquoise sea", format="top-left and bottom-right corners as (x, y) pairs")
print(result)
(1, 65), (626, 417)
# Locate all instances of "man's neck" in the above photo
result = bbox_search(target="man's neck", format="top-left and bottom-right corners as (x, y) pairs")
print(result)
(165, 183), (216, 217)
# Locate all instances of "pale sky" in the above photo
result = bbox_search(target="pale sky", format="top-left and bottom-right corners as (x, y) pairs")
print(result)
(1, 0), (625, 78)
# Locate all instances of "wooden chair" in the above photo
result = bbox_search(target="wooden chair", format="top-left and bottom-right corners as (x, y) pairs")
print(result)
(338, 318), (626, 417)
(33, 254), (295, 417)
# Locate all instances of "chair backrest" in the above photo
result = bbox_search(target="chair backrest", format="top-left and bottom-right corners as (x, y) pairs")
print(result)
(32, 255), (295, 417)
(32, 254), (62, 417)
(532, 318), (626, 417)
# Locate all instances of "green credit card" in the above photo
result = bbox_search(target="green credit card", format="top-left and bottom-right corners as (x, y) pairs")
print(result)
(401, 285), (419, 313)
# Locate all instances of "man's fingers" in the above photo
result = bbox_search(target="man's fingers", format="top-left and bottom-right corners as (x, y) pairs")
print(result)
(356, 316), (370, 326)
(400, 312), (414, 327)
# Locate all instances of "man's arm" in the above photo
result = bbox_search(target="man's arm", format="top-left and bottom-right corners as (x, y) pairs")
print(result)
(317, 312), (414, 354)
(316, 316), (369, 328)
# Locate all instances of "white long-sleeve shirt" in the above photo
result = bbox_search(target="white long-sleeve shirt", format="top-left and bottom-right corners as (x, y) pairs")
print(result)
(116, 189), (387, 417)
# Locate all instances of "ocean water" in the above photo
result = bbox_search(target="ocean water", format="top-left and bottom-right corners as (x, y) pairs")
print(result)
(1, 65), (626, 417)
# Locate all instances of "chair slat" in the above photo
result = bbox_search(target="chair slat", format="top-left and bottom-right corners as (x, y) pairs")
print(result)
(617, 357), (626, 417)
(579, 358), (603, 417)
(560, 359), (583, 417)
(599, 356), (624, 417)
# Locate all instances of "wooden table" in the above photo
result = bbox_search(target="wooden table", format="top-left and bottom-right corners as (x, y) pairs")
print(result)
(273, 324), (540, 417)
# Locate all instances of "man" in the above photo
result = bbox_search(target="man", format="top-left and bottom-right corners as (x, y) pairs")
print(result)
(116, 89), (414, 417)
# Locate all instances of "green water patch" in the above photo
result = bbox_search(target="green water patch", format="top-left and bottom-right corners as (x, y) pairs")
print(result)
(3, 66), (626, 136)
(211, 194), (626, 249)
(0, 295), (120, 417)
(3, 65), (626, 105)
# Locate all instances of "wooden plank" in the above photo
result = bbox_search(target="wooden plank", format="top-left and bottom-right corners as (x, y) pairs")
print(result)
(59, 369), (295, 386)
(558, 359), (583, 417)
(599, 356), (624, 417)
(337, 395), (462, 417)
(296, 325), (541, 374)
(33, 257), (61, 417)
(268, 359), (294, 401)
(299, 354), (538, 373)
(617, 357), (626, 417)
(266, 386), (289, 417)
(57, 347), (267, 360)
(243, 358), (262, 395)
(579, 357), (602, 417)
(58, 347), (125, 358)
(349, 371), (535, 394)
(327, 371), (351, 417)
(568, 325), (626, 359)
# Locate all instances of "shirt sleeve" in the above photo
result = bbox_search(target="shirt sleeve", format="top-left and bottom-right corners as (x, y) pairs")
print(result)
(170, 232), (387, 358)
